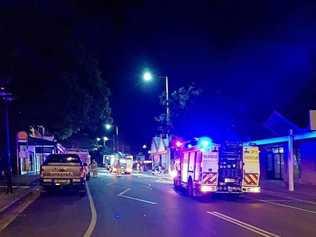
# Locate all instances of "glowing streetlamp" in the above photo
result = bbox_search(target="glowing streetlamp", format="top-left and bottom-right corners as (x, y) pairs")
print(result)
(142, 69), (171, 170)
(105, 123), (112, 130)
(105, 123), (119, 152)
(142, 70), (170, 133)
(103, 136), (109, 142)
(143, 71), (153, 82)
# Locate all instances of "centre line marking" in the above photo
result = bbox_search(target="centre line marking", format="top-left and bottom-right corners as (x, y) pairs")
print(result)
(207, 211), (280, 237)
(259, 199), (316, 214)
(83, 183), (97, 237)
(117, 188), (157, 205)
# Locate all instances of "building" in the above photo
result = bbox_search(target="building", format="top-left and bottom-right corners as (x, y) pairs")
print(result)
(245, 110), (316, 186)
(245, 131), (316, 185)
(150, 136), (170, 171)
(16, 130), (64, 175)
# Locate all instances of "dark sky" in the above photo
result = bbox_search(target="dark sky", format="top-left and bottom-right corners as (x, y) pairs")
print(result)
(1, 1), (316, 149)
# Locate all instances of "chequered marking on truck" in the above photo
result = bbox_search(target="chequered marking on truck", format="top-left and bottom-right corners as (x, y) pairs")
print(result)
(244, 173), (259, 185)
(202, 172), (217, 185)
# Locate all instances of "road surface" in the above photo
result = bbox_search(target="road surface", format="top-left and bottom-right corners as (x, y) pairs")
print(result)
(1, 169), (316, 237)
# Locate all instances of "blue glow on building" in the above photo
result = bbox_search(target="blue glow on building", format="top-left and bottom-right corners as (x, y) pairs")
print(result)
(244, 131), (316, 146)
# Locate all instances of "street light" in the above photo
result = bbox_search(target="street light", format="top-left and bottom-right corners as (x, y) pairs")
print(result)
(143, 71), (153, 82)
(103, 136), (109, 142)
(105, 123), (119, 152)
(142, 70), (170, 133)
(103, 136), (109, 147)
(105, 123), (112, 130)
(142, 69), (171, 171)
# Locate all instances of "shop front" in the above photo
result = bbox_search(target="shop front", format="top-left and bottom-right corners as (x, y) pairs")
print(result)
(17, 131), (57, 175)
(247, 131), (316, 185)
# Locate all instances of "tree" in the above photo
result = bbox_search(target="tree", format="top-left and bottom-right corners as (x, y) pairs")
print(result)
(52, 44), (112, 146)
(155, 83), (201, 134)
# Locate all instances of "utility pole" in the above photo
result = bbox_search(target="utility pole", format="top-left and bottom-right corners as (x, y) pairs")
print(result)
(288, 129), (294, 191)
(115, 125), (119, 152)
(0, 86), (14, 193)
(164, 76), (171, 172)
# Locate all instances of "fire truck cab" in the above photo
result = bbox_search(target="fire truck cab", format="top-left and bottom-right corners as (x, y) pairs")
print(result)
(173, 139), (260, 197)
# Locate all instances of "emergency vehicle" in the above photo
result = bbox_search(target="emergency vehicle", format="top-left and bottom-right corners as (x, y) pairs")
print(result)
(109, 154), (133, 174)
(120, 155), (133, 174)
(173, 138), (260, 196)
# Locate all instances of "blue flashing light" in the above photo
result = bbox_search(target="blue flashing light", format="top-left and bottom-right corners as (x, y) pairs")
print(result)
(197, 136), (213, 152)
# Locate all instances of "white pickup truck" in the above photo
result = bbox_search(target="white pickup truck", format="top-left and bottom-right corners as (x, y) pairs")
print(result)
(40, 154), (87, 194)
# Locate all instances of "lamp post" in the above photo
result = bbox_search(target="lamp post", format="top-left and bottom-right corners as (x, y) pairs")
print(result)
(0, 86), (14, 193)
(105, 123), (119, 152)
(142, 70), (171, 171)
(142, 71), (170, 135)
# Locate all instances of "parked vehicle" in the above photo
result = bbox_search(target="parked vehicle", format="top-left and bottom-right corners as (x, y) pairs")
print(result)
(40, 154), (86, 194)
(173, 139), (260, 197)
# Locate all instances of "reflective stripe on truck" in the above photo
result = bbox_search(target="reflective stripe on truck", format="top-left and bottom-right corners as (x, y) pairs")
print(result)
(202, 172), (218, 185)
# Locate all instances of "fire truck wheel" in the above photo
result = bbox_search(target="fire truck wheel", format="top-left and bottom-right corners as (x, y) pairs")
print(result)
(187, 178), (193, 197)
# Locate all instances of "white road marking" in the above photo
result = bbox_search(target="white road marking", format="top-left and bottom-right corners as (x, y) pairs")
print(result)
(258, 199), (293, 202)
(117, 188), (157, 205)
(117, 188), (131, 196)
(83, 183), (97, 237)
(119, 195), (158, 205)
(106, 182), (116, 186)
(207, 211), (280, 237)
(259, 199), (316, 215)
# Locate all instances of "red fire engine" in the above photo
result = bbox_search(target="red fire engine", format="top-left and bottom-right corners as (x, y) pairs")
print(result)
(172, 137), (260, 197)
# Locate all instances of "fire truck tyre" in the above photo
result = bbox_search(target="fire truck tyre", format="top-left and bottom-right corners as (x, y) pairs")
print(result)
(187, 178), (194, 197)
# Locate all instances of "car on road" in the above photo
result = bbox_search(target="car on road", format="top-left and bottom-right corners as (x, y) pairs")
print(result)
(40, 154), (87, 195)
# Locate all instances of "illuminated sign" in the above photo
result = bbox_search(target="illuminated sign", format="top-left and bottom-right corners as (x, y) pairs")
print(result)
(17, 131), (28, 142)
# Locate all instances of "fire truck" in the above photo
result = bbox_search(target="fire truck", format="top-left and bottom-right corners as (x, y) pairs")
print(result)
(173, 138), (260, 196)
(109, 154), (133, 174)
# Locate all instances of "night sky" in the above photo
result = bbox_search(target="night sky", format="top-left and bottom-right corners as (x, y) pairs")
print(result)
(1, 1), (316, 150)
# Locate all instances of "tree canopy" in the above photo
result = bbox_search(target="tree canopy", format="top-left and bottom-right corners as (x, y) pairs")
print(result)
(155, 84), (201, 134)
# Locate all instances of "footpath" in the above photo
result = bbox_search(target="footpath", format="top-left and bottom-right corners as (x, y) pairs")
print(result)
(0, 174), (39, 215)
(261, 180), (316, 202)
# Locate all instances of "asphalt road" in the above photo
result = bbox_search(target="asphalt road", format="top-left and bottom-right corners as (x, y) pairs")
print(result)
(1, 169), (316, 237)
